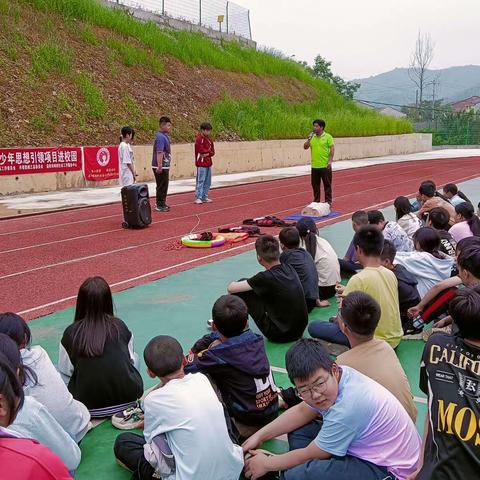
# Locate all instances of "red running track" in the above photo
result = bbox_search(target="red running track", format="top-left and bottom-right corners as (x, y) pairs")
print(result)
(1, 156), (479, 320)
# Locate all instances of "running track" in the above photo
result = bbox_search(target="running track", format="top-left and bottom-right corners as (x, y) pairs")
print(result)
(1, 157), (479, 320)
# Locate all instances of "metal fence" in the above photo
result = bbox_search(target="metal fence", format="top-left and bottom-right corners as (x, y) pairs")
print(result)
(115, 0), (252, 39)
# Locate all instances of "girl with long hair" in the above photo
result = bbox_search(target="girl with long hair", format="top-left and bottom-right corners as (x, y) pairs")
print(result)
(296, 217), (340, 307)
(449, 201), (480, 242)
(0, 312), (90, 442)
(58, 277), (143, 418)
(394, 196), (421, 239)
(442, 183), (472, 206)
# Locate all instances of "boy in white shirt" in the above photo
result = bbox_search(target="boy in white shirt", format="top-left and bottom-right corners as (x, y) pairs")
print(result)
(119, 126), (136, 187)
(114, 335), (244, 480)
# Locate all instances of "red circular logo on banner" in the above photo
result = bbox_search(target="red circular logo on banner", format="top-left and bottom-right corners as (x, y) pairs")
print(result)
(96, 147), (110, 167)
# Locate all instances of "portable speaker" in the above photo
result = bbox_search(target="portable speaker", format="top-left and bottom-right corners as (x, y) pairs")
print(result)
(121, 184), (152, 229)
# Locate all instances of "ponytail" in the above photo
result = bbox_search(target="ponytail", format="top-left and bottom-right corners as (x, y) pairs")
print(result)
(458, 190), (472, 204)
(295, 218), (318, 259)
(456, 202), (480, 237)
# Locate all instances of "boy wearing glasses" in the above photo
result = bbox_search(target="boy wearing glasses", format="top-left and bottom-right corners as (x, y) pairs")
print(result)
(242, 339), (420, 480)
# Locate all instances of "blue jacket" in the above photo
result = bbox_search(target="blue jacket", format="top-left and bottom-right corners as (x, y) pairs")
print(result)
(185, 330), (278, 426)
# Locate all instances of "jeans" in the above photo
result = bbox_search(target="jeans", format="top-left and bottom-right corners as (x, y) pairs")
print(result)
(114, 433), (155, 480)
(152, 168), (169, 207)
(195, 167), (212, 201)
(282, 421), (395, 480)
(308, 321), (350, 347)
(311, 166), (332, 204)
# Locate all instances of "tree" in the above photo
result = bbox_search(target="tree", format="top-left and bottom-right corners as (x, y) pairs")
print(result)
(408, 32), (435, 106)
(311, 55), (360, 100)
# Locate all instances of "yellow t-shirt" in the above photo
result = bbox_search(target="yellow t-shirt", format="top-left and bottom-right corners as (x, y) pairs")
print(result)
(310, 132), (334, 168)
(344, 266), (403, 348)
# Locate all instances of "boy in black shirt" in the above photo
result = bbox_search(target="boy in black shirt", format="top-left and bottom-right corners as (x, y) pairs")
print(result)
(413, 286), (480, 479)
(427, 207), (457, 257)
(279, 227), (319, 312)
(228, 235), (308, 343)
(185, 295), (278, 439)
(380, 239), (421, 333)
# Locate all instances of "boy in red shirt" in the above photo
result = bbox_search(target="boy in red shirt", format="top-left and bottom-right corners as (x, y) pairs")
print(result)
(194, 122), (215, 204)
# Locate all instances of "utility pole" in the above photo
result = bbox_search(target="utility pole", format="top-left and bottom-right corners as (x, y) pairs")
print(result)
(431, 79), (437, 123)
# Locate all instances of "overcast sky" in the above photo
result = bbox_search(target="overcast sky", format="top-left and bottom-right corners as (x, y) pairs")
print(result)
(235, 0), (480, 79)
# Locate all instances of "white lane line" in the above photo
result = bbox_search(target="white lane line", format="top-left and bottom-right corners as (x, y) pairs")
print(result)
(0, 159), (429, 235)
(271, 366), (288, 374)
(414, 396), (428, 405)
(13, 194), (428, 315)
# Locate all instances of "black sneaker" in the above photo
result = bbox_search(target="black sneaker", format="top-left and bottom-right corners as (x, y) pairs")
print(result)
(155, 205), (170, 212)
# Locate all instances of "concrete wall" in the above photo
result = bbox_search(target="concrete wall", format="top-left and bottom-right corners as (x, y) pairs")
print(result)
(0, 134), (432, 195)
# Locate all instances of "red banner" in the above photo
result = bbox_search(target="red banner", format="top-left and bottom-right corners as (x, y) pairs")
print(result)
(0, 147), (82, 176)
(83, 146), (119, 182)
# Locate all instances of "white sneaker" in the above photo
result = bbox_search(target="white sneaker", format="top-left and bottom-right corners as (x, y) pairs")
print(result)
(194, 199), (203, 204)
(203, 198), (213, 203)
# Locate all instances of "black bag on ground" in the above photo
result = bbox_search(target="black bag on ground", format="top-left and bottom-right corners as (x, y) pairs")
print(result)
(121, 184), (152, 229)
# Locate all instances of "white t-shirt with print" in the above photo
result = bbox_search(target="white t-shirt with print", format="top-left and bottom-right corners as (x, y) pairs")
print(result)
(118, 141), (134, 187)
(143, 373), (244, 480)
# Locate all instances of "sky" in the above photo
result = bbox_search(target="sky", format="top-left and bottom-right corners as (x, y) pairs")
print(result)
(234, 0), (480, 80)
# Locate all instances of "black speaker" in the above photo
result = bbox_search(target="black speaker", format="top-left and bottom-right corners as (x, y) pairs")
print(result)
(121, 184), (152, 229)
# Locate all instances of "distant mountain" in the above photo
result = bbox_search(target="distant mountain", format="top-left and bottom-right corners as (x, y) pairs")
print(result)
(353, 65), (480, 107)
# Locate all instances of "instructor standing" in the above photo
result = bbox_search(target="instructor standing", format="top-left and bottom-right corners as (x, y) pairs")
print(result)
(304, 119), (335, 205)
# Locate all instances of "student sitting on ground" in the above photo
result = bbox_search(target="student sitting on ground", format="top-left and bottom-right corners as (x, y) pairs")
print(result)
(380, 240), (421, 334)
(368, 209), (413, 252)
(417, 180), (456, 224)
(407, 238), (480, 330)
(58, 276), (144, 418)
(426, 207), (457, 257)
(395, 227), (454, 298)
(0, 334), (81, 473)
(394, 195), (421, 239)
(185, 295), (278, 440)
(296, 217), (341, 307)
(309, 225), (403, 350)
(279, 227), (319, 312)
(442, 182), (472, 207)
(114, 335), (244, 480)
(449, 201), (480, 243)
(0, 354), (72, 480)
(242, 339), (420, 480)
(336, 292), (417, 421)
(411, 286), (480, 479)
(339, 210), (368, 274)
(228, 235), (308, 343)
(0, 312), (90, 443)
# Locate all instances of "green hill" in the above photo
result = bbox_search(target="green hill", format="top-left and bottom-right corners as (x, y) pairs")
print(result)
(0, 0), (412, 147)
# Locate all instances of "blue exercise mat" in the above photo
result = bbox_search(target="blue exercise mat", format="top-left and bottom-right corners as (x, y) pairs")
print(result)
(284, 211), (341, 221)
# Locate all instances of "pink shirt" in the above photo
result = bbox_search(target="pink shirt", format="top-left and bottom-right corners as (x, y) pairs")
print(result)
(449, 220), (473, 243)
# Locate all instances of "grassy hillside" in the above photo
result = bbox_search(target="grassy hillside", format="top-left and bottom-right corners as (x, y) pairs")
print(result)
(0, 0), (412, 147)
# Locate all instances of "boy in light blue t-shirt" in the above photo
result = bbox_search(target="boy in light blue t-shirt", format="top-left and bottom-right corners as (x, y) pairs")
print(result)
(242, 339), (420, 480)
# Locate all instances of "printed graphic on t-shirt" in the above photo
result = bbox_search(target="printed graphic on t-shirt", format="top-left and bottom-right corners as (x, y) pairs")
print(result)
(254, 371), (278, 409)
(420, 335), (480, 478)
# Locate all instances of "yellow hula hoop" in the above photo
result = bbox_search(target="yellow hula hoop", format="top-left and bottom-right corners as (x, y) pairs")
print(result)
(181, 234), (226, 248)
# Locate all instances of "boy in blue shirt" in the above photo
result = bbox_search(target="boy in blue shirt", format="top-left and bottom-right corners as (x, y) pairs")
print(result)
(152, 116), (172, 212)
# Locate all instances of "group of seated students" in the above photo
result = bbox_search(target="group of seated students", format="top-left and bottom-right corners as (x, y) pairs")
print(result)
(0, 180), (479, 480)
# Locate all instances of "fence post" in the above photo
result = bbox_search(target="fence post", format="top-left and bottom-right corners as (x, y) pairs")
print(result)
(162, 0), (165, 16)
(247, 9), (252, 40)
(199, 0), (202, 25)
(226, 2), (229, 34)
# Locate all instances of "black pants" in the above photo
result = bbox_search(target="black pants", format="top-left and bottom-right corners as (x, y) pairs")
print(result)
(234, 290), (302, 343)
(153, 168), (169, 207)
(338, 258), (363, 275)
(319, 285), (336, 301)
(311, 166), (332, 204)
(114, 432), (155, 480)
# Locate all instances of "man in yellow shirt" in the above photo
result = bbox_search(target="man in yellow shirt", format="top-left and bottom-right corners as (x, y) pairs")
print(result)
(308, 225), (403, 350)
(303, 119), (335, 205)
